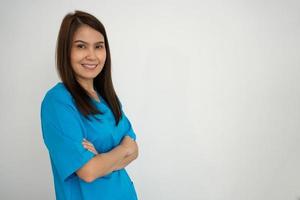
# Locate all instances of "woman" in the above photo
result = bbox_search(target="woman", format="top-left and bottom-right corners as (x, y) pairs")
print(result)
(40, 10), (139, 200)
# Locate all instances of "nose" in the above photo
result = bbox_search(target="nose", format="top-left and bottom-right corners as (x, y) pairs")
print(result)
(85, 47), (97, 60)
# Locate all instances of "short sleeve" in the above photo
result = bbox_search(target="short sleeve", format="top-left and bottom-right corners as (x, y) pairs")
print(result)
(121, 110), (137, 141)
(40, 94), (95, 182)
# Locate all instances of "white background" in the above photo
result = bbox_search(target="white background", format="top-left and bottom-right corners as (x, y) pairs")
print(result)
(0, 0), (299, 199)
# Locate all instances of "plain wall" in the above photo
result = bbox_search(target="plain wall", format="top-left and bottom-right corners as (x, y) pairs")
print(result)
(0, 0), (299, 199)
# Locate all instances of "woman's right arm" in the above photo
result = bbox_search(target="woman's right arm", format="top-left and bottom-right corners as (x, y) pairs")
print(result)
(76, 136), (137, 182)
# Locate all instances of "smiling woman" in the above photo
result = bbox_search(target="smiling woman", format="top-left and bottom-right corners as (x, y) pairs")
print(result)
(71, 25), (106, 87)
(40, 10), (139, 200)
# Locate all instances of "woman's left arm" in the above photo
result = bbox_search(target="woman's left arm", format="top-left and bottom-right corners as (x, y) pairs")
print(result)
(83, 137), (138, 171)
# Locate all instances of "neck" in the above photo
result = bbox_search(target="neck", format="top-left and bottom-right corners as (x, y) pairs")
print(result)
(77, 78), (95, 93)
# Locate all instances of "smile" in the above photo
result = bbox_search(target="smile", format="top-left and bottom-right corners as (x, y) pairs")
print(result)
(81, 64), (98, 69)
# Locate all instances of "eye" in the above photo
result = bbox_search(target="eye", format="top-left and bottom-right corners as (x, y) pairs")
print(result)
(95, 44), (104, 49)
(76, 44), (85, 49)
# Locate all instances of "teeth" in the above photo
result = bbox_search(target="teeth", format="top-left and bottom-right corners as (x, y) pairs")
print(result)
(82, 64), (97, 69)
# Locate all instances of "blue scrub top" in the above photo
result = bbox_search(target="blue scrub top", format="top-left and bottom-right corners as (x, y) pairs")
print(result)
(40, 82), (138, 200)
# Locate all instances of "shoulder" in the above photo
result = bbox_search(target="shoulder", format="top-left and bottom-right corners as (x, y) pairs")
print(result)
(41, 82), (75, 109)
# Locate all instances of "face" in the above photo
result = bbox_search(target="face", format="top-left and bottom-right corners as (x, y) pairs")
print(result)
(70, 25), (106, 85)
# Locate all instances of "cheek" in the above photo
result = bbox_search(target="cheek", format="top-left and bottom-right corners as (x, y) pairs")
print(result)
(101, 51), (107, 61)
(71, 54), (85, 72)
(70, 50), (77, 64)
(70, 52), (82, 71)
(71, 50), (82, 61)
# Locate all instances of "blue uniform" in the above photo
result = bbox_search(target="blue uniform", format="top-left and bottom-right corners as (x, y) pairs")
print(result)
(40, 82), (138, 200)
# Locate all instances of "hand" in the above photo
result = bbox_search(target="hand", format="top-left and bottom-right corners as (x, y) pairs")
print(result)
(120, 136), (138, 156)
(82, 138), (99, 155)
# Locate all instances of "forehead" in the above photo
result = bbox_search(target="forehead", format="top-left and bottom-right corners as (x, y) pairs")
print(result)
(72, 25), (104, 42)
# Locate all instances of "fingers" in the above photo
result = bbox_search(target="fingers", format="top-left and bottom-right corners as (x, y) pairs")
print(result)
(82, 138), (94, 147)
(82, 139), (98, 155)
(83, 141), (94, 148)
(84, 144), (98, 154)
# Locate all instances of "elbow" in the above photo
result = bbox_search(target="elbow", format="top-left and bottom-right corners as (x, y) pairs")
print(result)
(81, 173), (109, 183)
(76, 166), (103, 183)
(76, 155), (108, 183)
(77, 169), (95, 183)
(136, 142), (139, 157)
(134, 145), (139, 160)
(79, 171), (107, 183)
(81, 175), (94, 183)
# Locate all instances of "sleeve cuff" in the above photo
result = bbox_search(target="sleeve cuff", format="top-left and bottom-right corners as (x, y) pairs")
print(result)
(61, 149), (95, 182)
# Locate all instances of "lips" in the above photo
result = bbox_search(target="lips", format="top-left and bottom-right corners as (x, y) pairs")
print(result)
(81, 64), (98, 69)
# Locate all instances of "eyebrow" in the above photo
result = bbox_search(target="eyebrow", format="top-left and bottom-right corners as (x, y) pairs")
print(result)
(74, 40), (104, 44)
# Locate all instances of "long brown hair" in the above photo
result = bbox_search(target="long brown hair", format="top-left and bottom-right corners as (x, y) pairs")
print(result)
(56, 10), (121, 124)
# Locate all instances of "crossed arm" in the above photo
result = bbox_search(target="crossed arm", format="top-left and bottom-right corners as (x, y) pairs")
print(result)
(76, 136), (138, 183)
